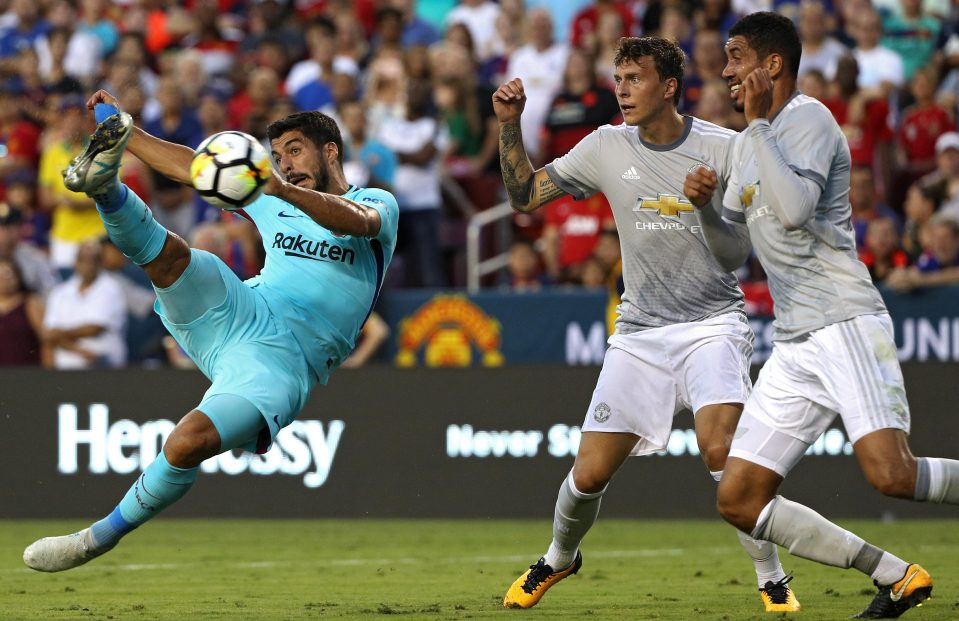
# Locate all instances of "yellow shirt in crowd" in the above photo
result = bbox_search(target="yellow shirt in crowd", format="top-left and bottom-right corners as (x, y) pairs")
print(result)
(39, 141), (105, 244)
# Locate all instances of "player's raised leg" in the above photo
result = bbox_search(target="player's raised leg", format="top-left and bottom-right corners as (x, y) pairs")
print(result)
(503, 431), (637, 608)
(695, 403), (800, 613)
(61, 105), (189, 289)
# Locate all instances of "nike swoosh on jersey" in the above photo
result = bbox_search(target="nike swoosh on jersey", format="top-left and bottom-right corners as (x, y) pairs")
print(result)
(278, 211), (304, 218)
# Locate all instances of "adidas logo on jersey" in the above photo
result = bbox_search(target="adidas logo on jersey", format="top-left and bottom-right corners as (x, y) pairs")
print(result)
(621, 167), (641, 180)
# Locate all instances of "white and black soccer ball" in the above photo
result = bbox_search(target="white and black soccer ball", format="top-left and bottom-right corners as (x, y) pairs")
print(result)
(190, 131), (273, 210)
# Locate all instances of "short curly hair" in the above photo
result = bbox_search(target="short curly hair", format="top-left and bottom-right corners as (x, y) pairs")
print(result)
(613, 36), (686, 105)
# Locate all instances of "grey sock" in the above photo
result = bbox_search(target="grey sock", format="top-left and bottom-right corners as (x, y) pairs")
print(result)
(543, 472), (603, 570)
(753, 496), (867, 569)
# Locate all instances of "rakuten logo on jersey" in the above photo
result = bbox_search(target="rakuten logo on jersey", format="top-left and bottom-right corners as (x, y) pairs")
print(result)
(272, 233), (356, 264)
(56, 404), (344, 488)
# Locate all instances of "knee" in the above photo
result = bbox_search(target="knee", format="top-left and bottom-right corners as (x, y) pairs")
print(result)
(146, 233), (191, 286)
(699, 441), (730, 473)
(571, 466), (611, 495)
(164, 422), (219, 468)
(865, 459), (917, 499)
(716, 482), (759, 532)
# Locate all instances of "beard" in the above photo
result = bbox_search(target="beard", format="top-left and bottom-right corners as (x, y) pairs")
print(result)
(312, 163), (330, 192)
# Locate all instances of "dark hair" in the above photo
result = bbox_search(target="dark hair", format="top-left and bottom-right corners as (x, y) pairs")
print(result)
(729, 11), (802, 79)
(0, 258), (31, 295)
(613, 37), (685, 105)
(267, 111), (344, 165)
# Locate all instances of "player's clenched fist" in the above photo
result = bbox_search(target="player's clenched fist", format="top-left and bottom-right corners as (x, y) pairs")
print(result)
(683, 165), (718, 208)
(492, 78), (527, 124)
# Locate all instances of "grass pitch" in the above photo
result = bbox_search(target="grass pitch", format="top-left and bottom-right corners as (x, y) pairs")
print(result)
(1, 519), (957, 620)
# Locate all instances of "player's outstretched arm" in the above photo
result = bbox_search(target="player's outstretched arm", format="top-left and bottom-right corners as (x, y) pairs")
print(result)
(494, 79), (567, 213)
(263, 172), (382, 238)
(85, 90), (194, 186)
(684, 167), (751, 271)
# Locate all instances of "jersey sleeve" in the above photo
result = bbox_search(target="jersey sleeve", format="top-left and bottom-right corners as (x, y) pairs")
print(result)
(544, 128), (604, 200)
(722, 133), (746, 223)
(357, 187), (399, 246)
(777, 103), (841, 191)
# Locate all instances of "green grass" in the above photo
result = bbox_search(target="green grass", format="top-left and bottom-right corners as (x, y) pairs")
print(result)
(1, 519), (958, 620)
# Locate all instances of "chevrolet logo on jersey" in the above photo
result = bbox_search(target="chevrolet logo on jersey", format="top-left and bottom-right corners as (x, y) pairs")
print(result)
(741, 184), (758, 207)
(635, 193), (695, 219)
(272, 233), (356, 264)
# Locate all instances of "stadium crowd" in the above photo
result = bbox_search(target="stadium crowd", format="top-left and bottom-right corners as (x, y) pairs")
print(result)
(1, 0), (959, 368)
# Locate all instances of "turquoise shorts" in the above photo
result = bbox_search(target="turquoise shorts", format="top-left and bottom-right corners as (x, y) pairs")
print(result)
(154, 250), (318, 449)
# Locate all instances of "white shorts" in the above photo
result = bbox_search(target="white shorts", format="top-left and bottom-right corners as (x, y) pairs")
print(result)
(729, 313), (911, 477)
(582, 312), (753, 456)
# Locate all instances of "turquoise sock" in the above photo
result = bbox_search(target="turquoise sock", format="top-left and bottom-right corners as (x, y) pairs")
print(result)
(97, 183), (168, 265)
(89, 452), (198, 550)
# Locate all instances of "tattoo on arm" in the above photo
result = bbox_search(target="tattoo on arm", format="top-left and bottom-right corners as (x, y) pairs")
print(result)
(537, 177), (565, 203)
(499, 122), (534, 211)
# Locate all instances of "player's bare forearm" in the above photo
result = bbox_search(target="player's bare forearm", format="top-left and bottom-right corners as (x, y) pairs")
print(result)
(273, 181), (381, 237)
(127, 127), (194, 186)
(499, 122), (566, 212)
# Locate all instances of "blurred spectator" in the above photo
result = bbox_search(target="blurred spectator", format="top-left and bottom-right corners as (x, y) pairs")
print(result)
(936, 34), (959, 117)
(339, 311), (391, 368)
(880, 0), (940, 82)
(0, 0), (50, 74)
(77, 0), (119, 58)
(445, 0), (501, 63)
(922, 132), (959, 215)
(592, 228), (623, 334)
(695, 78), (746, 130)
(145, 75), (204, 148)
(370, 6), (405, 59)
(182, 0), (242, 78)
(902, 180), (939, 261)
(42, 240), (127, 369)
(110, 33), (158, 98)
(0, 257), (44, 366)
(0, 203), (57, 297)
(228, 66), (279, 139)
(823, 55), (894, 197)
(887, 214), (959, 291)
(241, 0), (305, 64)
(0, 82), (41, 203)
(897, 67), (955, 186)
(505, 8), (568, 164)
(286, 17), (359, 106)
(684, 29), (727, 114)
(538, 48), (618, 281)
(340, 99), (397, 190)
(656, 4), (694, 57)
(571, 0), (634, 51)
(5, 171), (48, 248)
(100, 237), (164, 363)
(578, 256), (607, 288)
(692, 0), (737, 39)
(389, 0), (440, 48)
(506, 239), (546, 292)
(797, 0), (845, 80)
(378, 81), (447, 287)
(364, 52), (408, 139)
(849, 9), (904, 96)
(849, 165), (901, 249)
(38, 94), (102, 270)
(859, 217), (909, 283)
(590, 9), (625, 90)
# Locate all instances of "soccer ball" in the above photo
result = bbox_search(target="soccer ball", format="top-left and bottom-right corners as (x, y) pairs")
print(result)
(190, 131), (273, 210)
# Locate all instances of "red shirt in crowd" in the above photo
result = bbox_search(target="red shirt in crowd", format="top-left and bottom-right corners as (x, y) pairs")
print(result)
(824, 97), (893, 167)
(898, 104), (955, 172)
(544, 194), (614, 268)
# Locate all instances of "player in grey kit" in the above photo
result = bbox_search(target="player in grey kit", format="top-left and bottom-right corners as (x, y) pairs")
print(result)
(496, 36), (799, 613)
(685, 11), (959, 618)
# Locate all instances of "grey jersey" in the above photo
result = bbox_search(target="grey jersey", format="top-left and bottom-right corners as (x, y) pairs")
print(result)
(723, 94), (886, 340)
(546, 116), (744, 332)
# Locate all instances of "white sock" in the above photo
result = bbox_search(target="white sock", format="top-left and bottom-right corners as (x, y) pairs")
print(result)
(544, 472), (604, 570)
(916, 457), (959, 504)
(871, 552), (910, 586)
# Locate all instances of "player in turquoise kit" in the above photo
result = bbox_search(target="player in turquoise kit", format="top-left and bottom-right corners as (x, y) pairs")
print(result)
(23, 90), (398, 572)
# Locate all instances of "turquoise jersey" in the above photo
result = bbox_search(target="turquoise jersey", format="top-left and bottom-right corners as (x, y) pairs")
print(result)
(240, 185), (398, 379)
